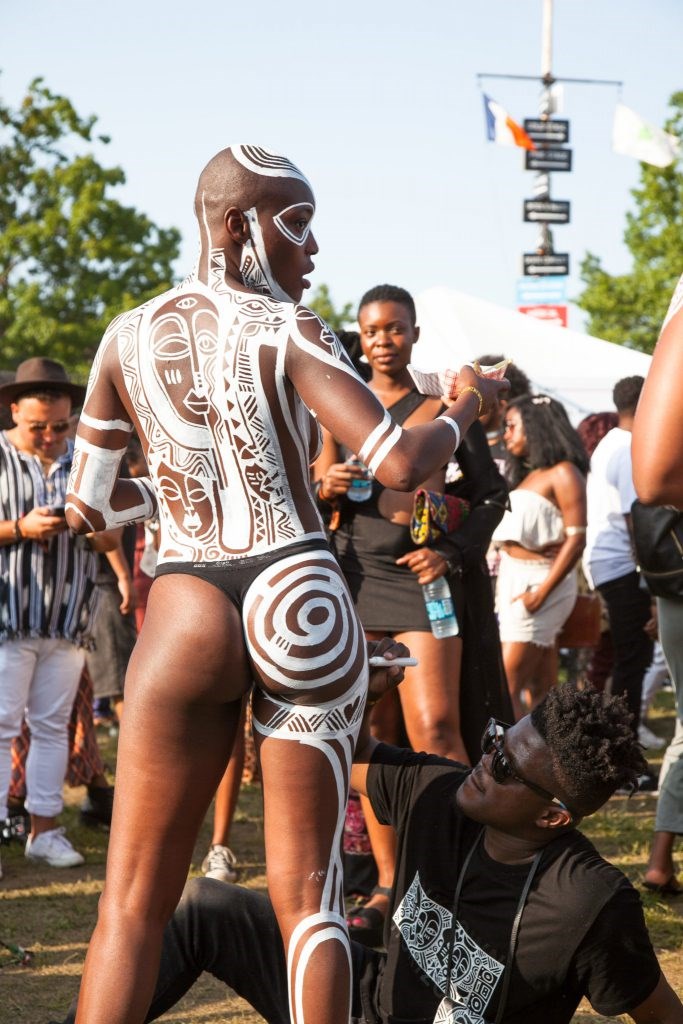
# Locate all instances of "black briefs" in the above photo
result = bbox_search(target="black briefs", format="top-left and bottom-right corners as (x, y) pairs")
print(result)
(154, 539), (332, 612)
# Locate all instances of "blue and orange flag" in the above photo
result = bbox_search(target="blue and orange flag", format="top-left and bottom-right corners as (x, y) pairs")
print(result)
(483, 94), (535, 150)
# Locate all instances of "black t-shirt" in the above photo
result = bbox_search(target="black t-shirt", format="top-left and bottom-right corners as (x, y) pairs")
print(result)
(362, 745), (660, 1024)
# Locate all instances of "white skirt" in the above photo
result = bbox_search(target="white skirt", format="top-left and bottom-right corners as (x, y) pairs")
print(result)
(496, 551), (577, 647)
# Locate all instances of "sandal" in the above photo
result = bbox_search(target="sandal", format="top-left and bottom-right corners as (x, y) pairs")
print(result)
(347, 885), (392, 947)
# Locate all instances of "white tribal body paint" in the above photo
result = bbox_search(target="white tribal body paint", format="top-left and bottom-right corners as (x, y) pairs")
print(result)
(245, 548), (366, 1024)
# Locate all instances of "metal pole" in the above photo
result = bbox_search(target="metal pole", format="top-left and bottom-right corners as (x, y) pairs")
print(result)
(536, 0), (553, 247)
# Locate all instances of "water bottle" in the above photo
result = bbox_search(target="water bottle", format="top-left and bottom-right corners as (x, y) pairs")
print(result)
(346, 457), (372, 503)
(422, 577), (459, 638)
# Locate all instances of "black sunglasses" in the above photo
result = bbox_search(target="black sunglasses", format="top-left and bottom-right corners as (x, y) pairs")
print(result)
(26, 420), (71, 434)
(481, 718), (573, 820)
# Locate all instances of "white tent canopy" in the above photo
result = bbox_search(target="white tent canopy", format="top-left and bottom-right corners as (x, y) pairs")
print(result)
(413, 287), (652, 423)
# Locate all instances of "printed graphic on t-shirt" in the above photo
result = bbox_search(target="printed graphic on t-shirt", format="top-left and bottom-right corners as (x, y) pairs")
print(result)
(394, 873), (504, 1024)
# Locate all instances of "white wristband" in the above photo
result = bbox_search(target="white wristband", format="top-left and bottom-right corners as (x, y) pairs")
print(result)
(438, 415), (461, 451)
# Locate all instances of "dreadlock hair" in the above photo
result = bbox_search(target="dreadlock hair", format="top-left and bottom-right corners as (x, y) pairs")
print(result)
(505, 393), (589, 489)
(358, 284), (417, 327)
(531, 686), (647, 818)
(474, 354), (531, 400)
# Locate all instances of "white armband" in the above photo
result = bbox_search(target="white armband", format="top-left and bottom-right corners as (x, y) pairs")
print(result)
(438, 415), (461, 451)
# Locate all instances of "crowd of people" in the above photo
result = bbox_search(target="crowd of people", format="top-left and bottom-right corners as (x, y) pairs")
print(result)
(0, 146), (681, 1024)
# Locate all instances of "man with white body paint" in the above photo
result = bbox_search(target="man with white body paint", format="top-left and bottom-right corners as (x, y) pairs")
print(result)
(66, 144), (508, 1024)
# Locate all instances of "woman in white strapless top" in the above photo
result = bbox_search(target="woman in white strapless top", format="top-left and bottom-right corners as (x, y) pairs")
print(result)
(492, 395), (588, 719)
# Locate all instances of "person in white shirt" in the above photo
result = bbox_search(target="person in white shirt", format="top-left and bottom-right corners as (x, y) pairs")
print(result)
(584, 377), (655, 740)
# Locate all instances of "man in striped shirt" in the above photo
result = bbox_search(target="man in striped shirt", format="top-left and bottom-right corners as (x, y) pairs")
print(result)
(0, 358), (117, 876)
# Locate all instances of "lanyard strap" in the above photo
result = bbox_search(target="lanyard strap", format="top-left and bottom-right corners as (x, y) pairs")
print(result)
(446, 829), (545, 1024)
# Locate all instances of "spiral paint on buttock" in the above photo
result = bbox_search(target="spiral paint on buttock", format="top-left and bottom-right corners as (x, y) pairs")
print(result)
(244, 550), (362, 690)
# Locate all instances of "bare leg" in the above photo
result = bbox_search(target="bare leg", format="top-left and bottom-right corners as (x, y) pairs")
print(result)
(397, 631), (467, 761)
(246, 550), (366, 1024)
(75, 576), (252, 1023)
(645, 831), (678, 888)
(502, 641), (549, 720)
(210, 696), (247, 847)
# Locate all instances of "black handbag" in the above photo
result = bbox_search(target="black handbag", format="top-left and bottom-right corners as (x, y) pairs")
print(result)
(631, 499), (683, 600)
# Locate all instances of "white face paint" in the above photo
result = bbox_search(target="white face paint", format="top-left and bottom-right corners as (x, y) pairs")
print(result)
(273, 202), (315, 246)
(239, 206), (293, 303)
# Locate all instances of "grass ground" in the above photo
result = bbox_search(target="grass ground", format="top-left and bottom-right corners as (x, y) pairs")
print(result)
(1, 695), (681, 1023)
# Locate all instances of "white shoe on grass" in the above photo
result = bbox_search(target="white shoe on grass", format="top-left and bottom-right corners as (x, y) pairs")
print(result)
(25, 827), (84, 868)
(638, 723), (666, 750)
(201, 844), (239, 883)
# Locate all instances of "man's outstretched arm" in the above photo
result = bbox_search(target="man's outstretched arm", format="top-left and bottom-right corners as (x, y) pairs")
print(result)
(629, 972), (683, 1023)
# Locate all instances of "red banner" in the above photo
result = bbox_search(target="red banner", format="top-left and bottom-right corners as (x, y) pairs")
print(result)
(518, 304), (568, 328)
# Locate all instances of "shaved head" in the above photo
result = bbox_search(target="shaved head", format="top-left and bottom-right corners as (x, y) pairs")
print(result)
(194, 145), (312, 231)
(194, 145), (316, 302)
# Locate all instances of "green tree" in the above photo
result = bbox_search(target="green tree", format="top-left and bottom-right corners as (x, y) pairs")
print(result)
(308, 283), (354, 331)
(0, 77), (181, 379)
(575, 92), (683, 353)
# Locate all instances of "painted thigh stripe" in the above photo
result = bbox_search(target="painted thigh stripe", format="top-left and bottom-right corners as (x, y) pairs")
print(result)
(251, 670), (367, 740)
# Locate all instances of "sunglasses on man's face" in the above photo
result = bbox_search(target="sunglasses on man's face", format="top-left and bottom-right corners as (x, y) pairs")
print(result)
(480, 719), (573, 821)
(25, 421), (71, 434)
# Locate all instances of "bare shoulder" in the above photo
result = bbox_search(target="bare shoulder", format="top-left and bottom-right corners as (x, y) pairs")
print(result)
(290, 303), (337, 345)
(552, 460), (585, 486)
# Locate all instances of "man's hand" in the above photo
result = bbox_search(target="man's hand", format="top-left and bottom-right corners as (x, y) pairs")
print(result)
(644, 603), (658, 640)
(352, 637), (412, 797)
(366, 637), (411, 706)
(18, 507), (68, 541)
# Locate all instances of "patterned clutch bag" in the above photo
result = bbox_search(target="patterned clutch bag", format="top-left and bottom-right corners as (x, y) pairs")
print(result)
(410, 488), (470, 545)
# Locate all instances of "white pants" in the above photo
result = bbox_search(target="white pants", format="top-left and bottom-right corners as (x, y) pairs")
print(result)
(0, 637), (84, 819)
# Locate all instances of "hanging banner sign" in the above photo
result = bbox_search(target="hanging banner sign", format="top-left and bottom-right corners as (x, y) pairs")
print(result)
(522, 253), (570, 276)
(523, 118), (570, 144)
(516, 276), (568, 304)
(525, 147), (572, 172)
(523, 199), (571, 224)
(518, 304), (568, 328)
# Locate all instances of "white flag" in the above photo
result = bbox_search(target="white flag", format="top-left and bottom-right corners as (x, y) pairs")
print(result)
(612, 103), (680, 168)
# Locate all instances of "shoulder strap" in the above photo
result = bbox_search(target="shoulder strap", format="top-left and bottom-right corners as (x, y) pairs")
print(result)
(388, 389), (430, 426)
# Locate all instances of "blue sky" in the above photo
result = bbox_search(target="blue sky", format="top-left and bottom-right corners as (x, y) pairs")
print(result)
(3, 0), (681, 329)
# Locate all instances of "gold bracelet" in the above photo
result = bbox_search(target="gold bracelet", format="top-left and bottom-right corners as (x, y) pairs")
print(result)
(14, 518), (24, 542)
(459, 385), (484, 417)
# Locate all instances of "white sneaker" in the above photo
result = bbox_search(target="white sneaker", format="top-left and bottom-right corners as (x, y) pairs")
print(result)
(638, 723), (666, 750)
(25, 827), (85, 868)
(201, 844), (239, 883)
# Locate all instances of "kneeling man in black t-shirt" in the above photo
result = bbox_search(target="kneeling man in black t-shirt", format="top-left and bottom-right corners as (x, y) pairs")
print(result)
(56, 642), (682, 1024)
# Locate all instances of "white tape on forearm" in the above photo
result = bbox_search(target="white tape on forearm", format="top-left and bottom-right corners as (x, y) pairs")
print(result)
(71, 439), (156, 527)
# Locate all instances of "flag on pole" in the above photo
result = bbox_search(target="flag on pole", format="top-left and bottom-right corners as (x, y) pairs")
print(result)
(612, 104), (680, 168)
(483, 94), (536, 150)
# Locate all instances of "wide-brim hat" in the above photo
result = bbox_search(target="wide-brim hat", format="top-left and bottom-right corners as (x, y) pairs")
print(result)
(0, 358), (86, 408)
